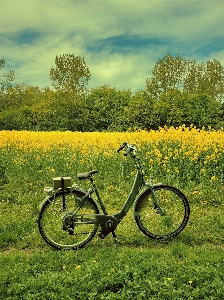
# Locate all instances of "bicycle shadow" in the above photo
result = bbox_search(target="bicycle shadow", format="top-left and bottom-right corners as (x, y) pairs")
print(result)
(95, 231), (222, 249)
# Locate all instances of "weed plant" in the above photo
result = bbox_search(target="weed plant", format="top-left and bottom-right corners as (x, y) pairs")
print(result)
(0, 127), (223, 299)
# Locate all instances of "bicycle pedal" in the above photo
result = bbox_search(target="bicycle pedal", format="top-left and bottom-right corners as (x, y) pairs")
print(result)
(111, 231), (117, 238)
(98, 232), (106, 239)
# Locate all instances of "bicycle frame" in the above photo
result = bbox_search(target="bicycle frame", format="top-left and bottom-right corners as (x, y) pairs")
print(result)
(39, 141), (190, 249)
(72, 154), (164, 238)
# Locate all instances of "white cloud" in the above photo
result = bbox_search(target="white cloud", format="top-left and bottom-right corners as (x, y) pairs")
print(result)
(1, 0), (224, 91)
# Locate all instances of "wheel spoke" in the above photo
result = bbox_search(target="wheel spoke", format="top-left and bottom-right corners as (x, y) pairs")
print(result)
(38, 190), (99, 250)
(135, 185), (190, 239)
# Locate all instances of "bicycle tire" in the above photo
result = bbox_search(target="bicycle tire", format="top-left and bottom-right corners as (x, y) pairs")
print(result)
(134, 185), (190, 239)
(38, 190), (100, 250)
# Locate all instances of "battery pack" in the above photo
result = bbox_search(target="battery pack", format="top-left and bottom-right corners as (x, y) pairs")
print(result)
(52, 177), (72, 189)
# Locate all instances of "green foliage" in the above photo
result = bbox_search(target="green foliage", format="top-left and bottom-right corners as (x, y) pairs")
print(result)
(50, 54), (91, 93)
(122, 90), (156, 130)
(0, 108), (19, 130)
(0, 54), (224, 131)
(153, 90), (223, 129)
(183, 59), (224, 101)
(85, 85), (131, 131)
(146, 53), (188, 98)
(146, 54), (224, 102)
(0, 86), (223, 131)
(0, 57), (17, 91)
(3, 84), (42, 109)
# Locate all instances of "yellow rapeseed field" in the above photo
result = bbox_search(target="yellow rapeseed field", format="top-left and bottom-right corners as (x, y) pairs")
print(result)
(0, 125), (223, 158)
(0, 126), (223, 188)
(0, 126), (224, 154)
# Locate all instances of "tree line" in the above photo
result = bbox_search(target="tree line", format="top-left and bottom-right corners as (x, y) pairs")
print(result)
(0, 54), (223, 131)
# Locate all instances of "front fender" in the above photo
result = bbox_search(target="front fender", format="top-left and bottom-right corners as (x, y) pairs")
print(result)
(133, 183), (163, 215)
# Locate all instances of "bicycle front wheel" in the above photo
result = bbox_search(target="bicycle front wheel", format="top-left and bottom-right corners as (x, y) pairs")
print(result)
(134, 185), (190, 239)
(38, 190), (99, 250)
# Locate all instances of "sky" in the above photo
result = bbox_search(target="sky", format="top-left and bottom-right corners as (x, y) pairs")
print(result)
(1, 0), (224, 92)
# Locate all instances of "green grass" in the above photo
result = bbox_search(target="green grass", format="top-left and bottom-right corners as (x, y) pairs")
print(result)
(1, 182), (224, 299)
(0, 141), (224, 299)
(1, 243), (223, 299)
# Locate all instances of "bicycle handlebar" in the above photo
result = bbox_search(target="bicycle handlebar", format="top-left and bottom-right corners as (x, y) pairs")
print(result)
(117, 141), (127, 153)
(117, 142), (137, 157)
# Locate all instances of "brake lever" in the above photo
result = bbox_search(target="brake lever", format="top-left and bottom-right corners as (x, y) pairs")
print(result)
(117, 141), (127, 153)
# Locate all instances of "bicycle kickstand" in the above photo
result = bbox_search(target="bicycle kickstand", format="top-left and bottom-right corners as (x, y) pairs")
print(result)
(111, 231), (120, 244)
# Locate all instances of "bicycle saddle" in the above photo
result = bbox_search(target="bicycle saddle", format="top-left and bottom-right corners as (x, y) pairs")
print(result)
(77, 170), (98, 180)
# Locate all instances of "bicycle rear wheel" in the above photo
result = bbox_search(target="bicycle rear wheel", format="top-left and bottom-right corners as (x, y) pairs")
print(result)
(134, 185), (190, 239)
(38, 190), (99, 250)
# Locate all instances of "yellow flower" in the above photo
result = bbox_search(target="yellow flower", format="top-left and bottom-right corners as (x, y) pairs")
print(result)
(210, 176), (217, 181)
(193, 153), (199, 161)
(76, 265), (81, 269)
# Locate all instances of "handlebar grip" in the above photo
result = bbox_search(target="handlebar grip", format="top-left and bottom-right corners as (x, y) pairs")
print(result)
(117, 141), (127, 152)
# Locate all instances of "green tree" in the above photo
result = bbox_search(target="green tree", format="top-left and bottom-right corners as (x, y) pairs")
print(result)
(85, 85), (131, 131)
(0, 84), (42, 111)
(49, 54), (91, 93)
(47, 91), (88, 131)
(152, 89), (185, 128)
(146, 54), (224, 101)
(184, 59), (224, 101)
(145, 54), (189, 98)
(153, 89), (222, 128)
(122, 91), (155, 130)
(0, 84), (53, 130)
(0, 57), (17, 91)
(219, 102), (224, 127)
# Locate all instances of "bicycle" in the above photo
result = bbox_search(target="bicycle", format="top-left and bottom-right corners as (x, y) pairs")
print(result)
(38, 142), (190, 250)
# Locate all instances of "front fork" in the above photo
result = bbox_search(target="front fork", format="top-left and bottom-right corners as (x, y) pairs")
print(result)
(147, 178), (166, 216)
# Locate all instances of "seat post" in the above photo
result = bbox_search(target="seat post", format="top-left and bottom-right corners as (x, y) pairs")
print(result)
(89, 176), (95, 186)
(89, 176), (108, 215)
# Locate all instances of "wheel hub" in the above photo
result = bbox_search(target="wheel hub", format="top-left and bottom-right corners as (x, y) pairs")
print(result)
(62, 212), (76, 235)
